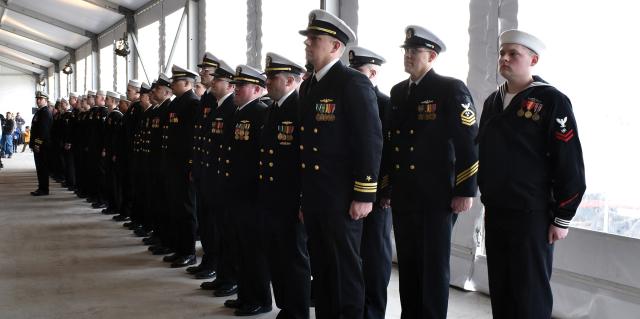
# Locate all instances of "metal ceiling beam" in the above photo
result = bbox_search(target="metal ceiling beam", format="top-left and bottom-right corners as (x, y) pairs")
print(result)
(0, 1), (95, 38)
(0, 51), (48, 71)
(0, 59), (41, 76)
(0, 25), (73, 54)
(0, 41), (57, 64)
(82, 0), (134, 15)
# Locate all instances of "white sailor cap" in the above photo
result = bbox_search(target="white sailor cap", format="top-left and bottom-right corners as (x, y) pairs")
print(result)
(86, 90), (96, 97)
(299, 9), (356, 45)
(499, 29), (546, 55)
(120, 95), (129, 102)
(156, 73), (172, 88)
(96, 90), (106, 97)
(171, 65), (199, 81)
(264, 52), (305, 75)
(140, 82), (152, 94)
(347, 46), (386, 67)
(211, 60), (235, 80)
(402, 25), (446, 53)
(197, 52), (220, 68)
(127, 80), (141, 89)
(231, 64), (266, 87)
(69, 92), (78, 98)
(106, 91), (120, 99)
(60, 97), (68, 103)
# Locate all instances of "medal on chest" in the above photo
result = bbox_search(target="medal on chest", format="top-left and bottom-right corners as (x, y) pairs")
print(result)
(277, 121), (295, 145)
(417, 100), (437, 120)
(315, 99), (336, 122)
(234, 120), (251, 140)
(518, 98), (544, 121)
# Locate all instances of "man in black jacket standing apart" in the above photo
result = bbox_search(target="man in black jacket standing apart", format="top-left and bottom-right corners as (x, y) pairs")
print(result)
(31, 91), (54, 196)
(478, 30), (586, 319)
(387, 26), (479, 319)
(298, 9), (383, 319)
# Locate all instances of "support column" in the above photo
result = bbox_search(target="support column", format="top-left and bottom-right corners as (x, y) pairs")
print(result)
(186, 0), (199, 71)
(126, 14), (138, 81)
(246, 0), (262, 68)
(91, 36), (99, 89)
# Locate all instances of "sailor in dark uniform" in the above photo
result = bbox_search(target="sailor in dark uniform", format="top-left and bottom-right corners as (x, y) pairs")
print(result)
(258, 52), (311, 319)
(64, 92), (79, 192)
(199, 60), (239, 295)
(387, 26), (479, 319)
(160, 65), (201, 268)
(187, 52), (221, 280)
(89, 90), (109, 209)
(102, 91), (124, 215)
(218, 65), (271, 316)
(347, 46), (393, 319)
(30, 91), (53, 196)
(298, 9), (383, 319)
(478, 30), (586, 319)
(58, 97), (76, 191)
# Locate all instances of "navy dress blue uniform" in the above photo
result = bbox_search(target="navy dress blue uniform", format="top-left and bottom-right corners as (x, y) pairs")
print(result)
(61, 109), (76, 189)
(478, 75), (586, 319)
(347, 46), (394, 319)
(258, 52), (311, 319)
(31, 92), (53, 194)
(118, 99), (142, 220)
(219, 83), (270, 310)
(298, 10), (383, 319)
(88, 102), (109, 204)
(104, 107), (124, 214)
(74, 108), (90, 197)
(163, 69), (201, 263)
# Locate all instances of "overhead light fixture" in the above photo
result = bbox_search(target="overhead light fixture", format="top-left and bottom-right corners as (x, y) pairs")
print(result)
(38, 77), (46, 87)
(115, 33), (130, 57)
(62, 62), (73, 75)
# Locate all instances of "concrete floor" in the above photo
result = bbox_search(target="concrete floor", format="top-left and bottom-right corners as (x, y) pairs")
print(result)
(0, 152), (493, 318)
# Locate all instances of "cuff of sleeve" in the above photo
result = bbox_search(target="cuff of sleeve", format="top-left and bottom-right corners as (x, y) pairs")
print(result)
(552, 217), (571, 229)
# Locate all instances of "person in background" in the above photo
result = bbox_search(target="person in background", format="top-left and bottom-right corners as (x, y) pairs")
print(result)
(22, 126), (31, 153)
(194, 77), (207, 97)
(1, 112), (15, 158)
(15, 112), (25, 133)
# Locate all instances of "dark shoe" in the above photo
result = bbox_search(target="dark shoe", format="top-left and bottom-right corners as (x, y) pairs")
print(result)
(134, 228), (150, 237)
(92, 202), (107, 209)
(86, 197), (97, 203)
(123, 221), (135, 228)
(194, 269), (216, 279)
(234, 305), (272, 316)
(200, 279), (226, 290)
(112, 214), (129, 222)
(152, 247), (174, 255)
(186, 264), (203, 274)
(224, 298), (243, 309)
(101, 208), (118, 215)
(213, 284), (238, 297)
(163, 253), (180, 262)
(142, 236), (158, 246)
(170, 255), (196, 268)
(30, 189), (49, 196)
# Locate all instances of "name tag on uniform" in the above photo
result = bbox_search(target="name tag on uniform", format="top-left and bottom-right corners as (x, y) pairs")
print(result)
(315, 98), (336, 122)
(234, 120), (251, 141)
(277, 121), (295, 145)
(417, 100), (437, 120)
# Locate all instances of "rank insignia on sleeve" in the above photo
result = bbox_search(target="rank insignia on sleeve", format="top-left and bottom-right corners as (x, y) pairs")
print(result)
(417, 100), (437, 120)
(460, 103), (476, 126)
(234, 120), (251, 141)
(277, 121), (295, 145)
(212, 118), (224, 134)
(315, 98), (336, 122)
(554, 116), (574, 142)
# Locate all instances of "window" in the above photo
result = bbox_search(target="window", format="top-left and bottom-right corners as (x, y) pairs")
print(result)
(48, 68), (55, 99)
(164, 6), (188, 69)
(136, 2), (161, 82)
(116, 55), (128, 93)
(261, 0), (318, 69)
(205, 0), (247, 67)
(358, 0), (470, 95)
(76, 56), (86, 93)
(99, 44), (114, 91)
(519, 0), (640, 239)
(60, 67), (70, 97)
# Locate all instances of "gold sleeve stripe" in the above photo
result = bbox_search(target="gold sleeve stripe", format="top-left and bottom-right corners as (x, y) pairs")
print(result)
(354, 186), (378, 193)
(354, 181), (378, 187)
(456, 162), (479, 185)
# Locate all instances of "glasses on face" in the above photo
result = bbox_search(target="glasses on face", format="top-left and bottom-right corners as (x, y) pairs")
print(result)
(402, 47), (430, 56)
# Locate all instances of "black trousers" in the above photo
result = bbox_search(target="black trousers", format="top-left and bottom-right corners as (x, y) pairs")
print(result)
(105, 157), (122, 213)
(119, 154), (134, 217)
(166, 157), (196, 256)
(262, 205), (311, 319)
(194, 175), (218, 270)
(34, 147), (49, 191)
(362, 206), (393, 319)
(131, 154), (147, 226)
(304, 207), (364, 319)
(392, 208), (453, 319)
(485, 207), (554, 319)
(229, 200), (271, 307)
(63, 149), (75, 187)
(149, 154), (171, 248)
(215, 200), (237, 287)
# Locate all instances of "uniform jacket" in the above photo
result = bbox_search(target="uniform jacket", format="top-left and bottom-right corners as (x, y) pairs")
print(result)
(191, 91), (216, 180)
(375, 87), (392, 200)
(104, 109), (123, 158)
(164, 90), (201, 167)
(477, 76), (586, 228)
(30, 106), (52, 149)
(219, 98), (268, 203)
(60, 110), (75, 146)
(122, 101), (142, 159)
(88, 106), (108, 154)
(298, 60), (383, 212)
(258, 91), (301, 212)
(150, 99), (171, 156)
(388, 68), (479, 212)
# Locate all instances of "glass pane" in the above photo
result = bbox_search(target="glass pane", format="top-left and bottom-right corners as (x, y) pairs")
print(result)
(205, 0), (247, 67)
(358, 0), (470, 94)
(116, 55), (127, 93)
(99, 44), (114, 91)
(76, 57), (86, 93)
(137, 20), (160, 82)
(519, 0), (640, 239)
(164, 7), (188, 70)
(261, 0), (318, 69)
(60, 70), (69, 97)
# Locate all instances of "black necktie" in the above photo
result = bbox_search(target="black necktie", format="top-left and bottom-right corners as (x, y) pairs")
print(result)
(307, 76), (318, 94)
(408, 82), (417, 99)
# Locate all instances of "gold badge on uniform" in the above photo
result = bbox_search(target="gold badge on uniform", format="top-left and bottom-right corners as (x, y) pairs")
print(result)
(417, 100), (437, 120)
(277, 121), (295, 145)
(234, 120), (251, 141)
(460, 102), (476, 126)
(212, 118), (224, 134)
(266, 56), (272, 68)
(315, 98), (336, 122)
(169, 112), (179, 124)
(406, 28), (414, 40)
